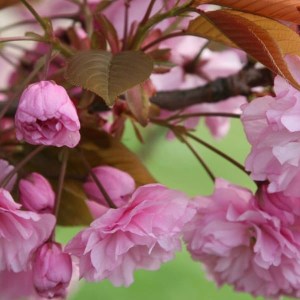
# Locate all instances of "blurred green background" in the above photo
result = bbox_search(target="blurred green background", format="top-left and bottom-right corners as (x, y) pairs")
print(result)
(56, 119), (289, 300)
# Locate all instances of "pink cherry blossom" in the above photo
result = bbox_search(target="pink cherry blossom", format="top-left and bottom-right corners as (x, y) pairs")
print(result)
(19, 172), (55, 213)
(15, 81), (81, 148)
(184, 179), (300, 299)
(66, 184), (195, 286)
(32, 242), (73, 299)
(0, 261), (79, 300)
(0, 270), (36, 300)
(241, 75), (300, 196)
(151, 36), (246, 139)
(0, 159), (17, 192)
(83, 166), (135, 209)
(0, 188), (56, 273)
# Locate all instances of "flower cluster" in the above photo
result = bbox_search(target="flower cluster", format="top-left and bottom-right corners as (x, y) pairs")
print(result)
(2, 0), (300, 300)
(184, 179), (300, 299)
(67, 168), (195, 286)
(242, 74), (300, 196)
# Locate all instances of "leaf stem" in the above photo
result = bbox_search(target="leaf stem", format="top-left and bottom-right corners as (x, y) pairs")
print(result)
(140, 0), (157, 25)
(78, 149), (117, 209)
(141, 31), (188, 51)
(20, 0), (48, 32)
(186, 132), (248, 174)
(54, 148), (69, 217)
(122, 0), (131, 50)
(165, 112), (241, 121)
(181, 135), (215, 182)
(43, 45), (53, 80)
(0, 36), (46, 43)
(0, 14), (78, 33)
(0, 56), (45, 121)
(0, 145), (45, 189)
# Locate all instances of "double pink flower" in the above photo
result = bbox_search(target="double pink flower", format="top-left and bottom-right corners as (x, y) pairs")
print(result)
(15, 81), (80, 148)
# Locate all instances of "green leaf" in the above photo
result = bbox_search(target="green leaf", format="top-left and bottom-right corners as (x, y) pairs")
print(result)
(65, 50), (154, 106)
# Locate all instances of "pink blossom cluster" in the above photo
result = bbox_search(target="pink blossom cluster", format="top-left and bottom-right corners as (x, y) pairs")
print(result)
(184, 179), (300, 299)
(3, 1), (300, 300)
(0, 161), (73, 299)
(242, 74), (300, 197)
(67, 166), (195, 287)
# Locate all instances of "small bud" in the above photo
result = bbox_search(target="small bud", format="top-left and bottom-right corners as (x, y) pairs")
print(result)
(19, 172), (55, 213)
(33, 242), (72, 299)
(15, 81), (80, 148)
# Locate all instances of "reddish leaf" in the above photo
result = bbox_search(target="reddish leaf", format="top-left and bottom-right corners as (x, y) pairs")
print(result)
(188, 10), (300, 89)
(196, 0), (300, 23)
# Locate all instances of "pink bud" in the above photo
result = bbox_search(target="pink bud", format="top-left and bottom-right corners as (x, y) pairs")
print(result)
(33, 242), (72, 299)
(19, 172), (55, 213)
(15, 81), (81, 148)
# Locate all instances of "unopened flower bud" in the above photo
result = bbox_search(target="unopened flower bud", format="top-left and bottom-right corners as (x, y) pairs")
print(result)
(15, 81), (80, 148)
(33, 242), (72, 299)
(19, 172), (55, 213)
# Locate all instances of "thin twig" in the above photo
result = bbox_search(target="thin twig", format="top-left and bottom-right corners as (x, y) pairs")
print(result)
(0, 145), (45, 188)
(186, 132), (248, 175)
(165, 112), (241, 121)
(54, 148), (69, 217)
(78, 149), (117, 208)
(181, 135), (215, 182)
(20, 0), (48, 31)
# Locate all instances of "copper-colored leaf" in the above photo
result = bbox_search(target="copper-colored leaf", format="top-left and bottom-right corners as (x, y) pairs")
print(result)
(188, 10), (300, 89)
(187, 15), (237, 48)
(0, 0), (23, 9)
(0, 0), (40, 9)
(58, 180), (93, 226)
(196, 0), (300, 23)
(79, 128), (156, 186)
(65, 50), (154, 106)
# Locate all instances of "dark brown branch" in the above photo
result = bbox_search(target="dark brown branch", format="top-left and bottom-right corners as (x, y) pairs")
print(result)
(1, 66), (273, 117)
(151, 67), (273, 110)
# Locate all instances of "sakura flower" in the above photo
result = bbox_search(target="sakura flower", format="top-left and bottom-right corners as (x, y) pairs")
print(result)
(0, 270), (36, 300)
(19, 172), (55, 213)
(32, 242), (73, 299)
(15, 81), (81, 148)
(151, 36), (246, 139)
(0, 159), (17, 192)
(83, 166), (135, 210)
(184, 179), (300, 299)
(0, 188), (56, 272)
(241, 74), (300, 196)
(0, 260), (79, 300)
(66, 184), (195, 286)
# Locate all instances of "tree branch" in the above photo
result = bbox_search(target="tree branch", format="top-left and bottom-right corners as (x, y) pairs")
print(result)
(1, 65), (274, 116)
(150, 66), (274, 110)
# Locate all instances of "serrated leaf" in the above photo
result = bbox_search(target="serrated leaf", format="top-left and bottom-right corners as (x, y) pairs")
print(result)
(195, 0), (300, 23)
(65, 50), (154, 106)
(188, 10), (300, 90)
